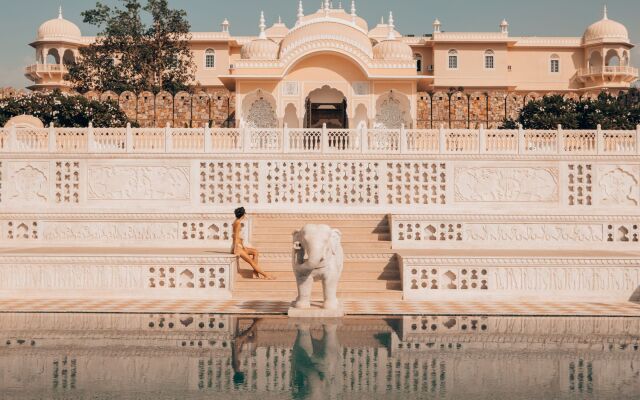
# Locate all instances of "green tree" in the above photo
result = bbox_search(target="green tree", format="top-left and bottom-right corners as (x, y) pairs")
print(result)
(500, 89), (640, 130)
(0, 90), (134, 127)
(66, 0), (195, 94)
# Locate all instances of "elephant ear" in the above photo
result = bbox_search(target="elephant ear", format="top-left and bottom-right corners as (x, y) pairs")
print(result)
(329, 229), (342, 255)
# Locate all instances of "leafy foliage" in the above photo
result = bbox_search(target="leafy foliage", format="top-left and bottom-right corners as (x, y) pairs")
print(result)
(0, 90), (134, 127)
(501, 89), (640, 129)
(66, 0), (195, 94)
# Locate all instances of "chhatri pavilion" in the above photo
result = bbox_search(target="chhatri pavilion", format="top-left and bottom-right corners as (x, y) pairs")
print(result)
(25, 2), (637, 129)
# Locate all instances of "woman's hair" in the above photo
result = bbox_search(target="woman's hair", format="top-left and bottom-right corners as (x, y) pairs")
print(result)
(234, 207), (246, 219)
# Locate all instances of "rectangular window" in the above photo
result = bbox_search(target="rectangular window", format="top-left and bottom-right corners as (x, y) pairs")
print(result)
(550, 59), (560, 73)
(485, 55), (494, 69)
(448, 55), (458, 69)
(205, 55), (215, 69)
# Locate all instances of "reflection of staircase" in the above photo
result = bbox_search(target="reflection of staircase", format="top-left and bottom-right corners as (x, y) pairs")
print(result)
(232, 215), (402, 301)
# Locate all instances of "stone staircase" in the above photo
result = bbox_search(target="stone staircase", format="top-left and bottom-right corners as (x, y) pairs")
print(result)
(232, 214), (402, 301)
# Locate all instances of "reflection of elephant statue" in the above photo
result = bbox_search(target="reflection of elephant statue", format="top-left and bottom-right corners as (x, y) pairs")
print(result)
(292, 323), (341, 400)
(292, 224), (344, 310)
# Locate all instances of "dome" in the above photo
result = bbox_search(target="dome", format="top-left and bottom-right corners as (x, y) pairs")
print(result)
(373, 39), (413, 61)
(241, 11), (281, 60)
(369, 21), (401, 41)
(372, 13), (412, 61)
(241, 38), (280, 60)
(583, 7), (629, 44)
(37, 8), (81, 41)
(266, 20), (290, 39)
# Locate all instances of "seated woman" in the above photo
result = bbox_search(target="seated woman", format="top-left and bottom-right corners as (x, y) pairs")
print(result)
(232, 207), (275, 280)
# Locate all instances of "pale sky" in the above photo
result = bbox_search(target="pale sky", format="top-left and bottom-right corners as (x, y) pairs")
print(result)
(1, 0), (638, 88)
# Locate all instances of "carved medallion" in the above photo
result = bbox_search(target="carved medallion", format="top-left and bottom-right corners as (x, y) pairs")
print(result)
(88, 166), (190, 200)
(598, 165), (639, 206)
(7, 162), (49, 204)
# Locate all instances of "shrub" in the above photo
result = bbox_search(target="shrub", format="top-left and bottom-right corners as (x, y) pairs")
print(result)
(0, 90), (135, 127)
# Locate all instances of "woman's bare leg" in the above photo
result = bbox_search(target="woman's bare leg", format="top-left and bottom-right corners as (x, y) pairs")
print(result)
(238, 249), (274, 280)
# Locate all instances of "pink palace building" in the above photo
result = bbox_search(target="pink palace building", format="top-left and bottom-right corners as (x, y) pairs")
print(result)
(25, 1), (638, 129)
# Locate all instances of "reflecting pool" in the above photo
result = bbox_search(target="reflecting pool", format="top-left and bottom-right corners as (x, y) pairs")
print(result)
(0, 314), (639, 399)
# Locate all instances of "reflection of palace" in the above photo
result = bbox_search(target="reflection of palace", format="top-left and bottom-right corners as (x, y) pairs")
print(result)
(25, 2), (636, 128)
(1, 314), (639, 398)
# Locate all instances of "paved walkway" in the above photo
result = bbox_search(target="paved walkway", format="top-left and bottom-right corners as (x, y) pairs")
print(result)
(1, 299), (639, 317)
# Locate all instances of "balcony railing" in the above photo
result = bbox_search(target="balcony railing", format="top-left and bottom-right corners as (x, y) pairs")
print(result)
(578, 65), (639, 77)
(24, 63), (68, 74)
(1, 124), (638, 156)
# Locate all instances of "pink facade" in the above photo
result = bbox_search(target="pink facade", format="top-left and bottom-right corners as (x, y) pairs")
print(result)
(24, 3), (637, 128)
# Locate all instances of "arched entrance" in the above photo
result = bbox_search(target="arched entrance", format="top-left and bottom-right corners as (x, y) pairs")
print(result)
(304, 85), (348, 129)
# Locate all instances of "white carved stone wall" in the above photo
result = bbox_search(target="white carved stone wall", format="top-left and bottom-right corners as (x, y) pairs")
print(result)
(401, 255), (640, 301)
(0, 255), (235, 299)
(392, 215), (638, 250)
(1, 158), (638, 214)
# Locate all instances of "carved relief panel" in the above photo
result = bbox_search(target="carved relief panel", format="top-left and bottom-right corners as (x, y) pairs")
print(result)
(606, 223), (639, 243)
(455, 167), (558, 203)
(598, 165), (639, 207)
(181, 221), (237, 242)
(395, 222), (462, 241)
(88, 165), (190, 201)
(6, 162), (49, 205)
(199, 162), (260, 205)
(4, 221), (39, 240)
(0, 161), (3, 204)
(385, 162), (447, 205)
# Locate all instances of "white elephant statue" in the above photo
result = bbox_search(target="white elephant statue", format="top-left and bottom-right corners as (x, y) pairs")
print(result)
(292, 323), (341, 399)
(292, 224), (344, 310)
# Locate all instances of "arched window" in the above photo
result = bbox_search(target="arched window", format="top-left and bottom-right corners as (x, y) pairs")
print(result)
(550, 54), (560, 73)
(484, 50), (495, 69)
(414, 54), (423, 72)
(205, 49), (215, 69)
(448, 50), (458, 69)
(605, 49), (620, 67)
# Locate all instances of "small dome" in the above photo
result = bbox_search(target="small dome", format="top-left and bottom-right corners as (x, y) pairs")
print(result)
(369, 22), (401, 41)
(266, 20), (290, 39)
(241, 38), (280, 60)
(583, 8), (629, 44)
(373, 39), (413, 61)
(37, 8), (81, 41)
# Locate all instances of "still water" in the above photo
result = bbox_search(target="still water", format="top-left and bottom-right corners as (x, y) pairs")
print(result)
(0, 313), (638, 399)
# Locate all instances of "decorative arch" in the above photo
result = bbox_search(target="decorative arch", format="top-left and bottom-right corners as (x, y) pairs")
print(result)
(282, 48), (371, 78)
(62, 49), (75, 65)
(100, 91), (118, 102)
(241, 89), (278, 128)
(484, 50), (495, 69)
(374, 91), (411, 129)
(588, 50), (603, 69)
(448, 49), (458, 69)
(46, 48), (60, 65)
(353, 103), (368, 128)
(283, 103), (299, 128)
(605, 49), (621, 66)
(118, 91), (137, 122)
(431, 91), (450, 128)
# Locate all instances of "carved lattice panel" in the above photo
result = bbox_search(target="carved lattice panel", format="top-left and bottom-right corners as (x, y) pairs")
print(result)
(395, 222), (463, 242)
(404, 316), (489, 334)
(55, 161), (80, 204)
(6, 221), (38, 240)
(180, 221), (237, 241)
(386, 162), (447, 205)
(199, 162), (260, 205)
(264, 161), (380, 205)
(567, 164), (593, 206)
(148, 265), (228, 289)
(408, 267), (488, 292)
(245, 98), (277, 128)
(0, 161), (2, 204)
(606, 223), (639, 242)
(147, 314), (230, 333)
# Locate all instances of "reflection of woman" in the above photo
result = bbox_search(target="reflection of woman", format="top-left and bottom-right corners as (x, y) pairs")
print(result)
(232, 207), (275, 280)
(232, 318), (260, 384)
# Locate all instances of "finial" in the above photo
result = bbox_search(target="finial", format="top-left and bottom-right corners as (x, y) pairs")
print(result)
(58, 5), (63, 19)
(259, 11), (266, 39)
(297, 0), (304, 20)
(222, 18), (230, 33)
(433, 18), (441, 33)
(500, 18), (508, 34)
(351, 0), (356, 16)
(380, 16), (385, 25)
(278, 15), (282, 24)
(324, 0), (331, 10)
(603, 4), (608, 19)
(387, 12), (396, 40)
(338, 1), (343, 9)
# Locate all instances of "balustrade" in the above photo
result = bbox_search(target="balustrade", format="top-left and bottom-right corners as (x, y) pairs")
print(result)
(1, 124), (638, 155)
